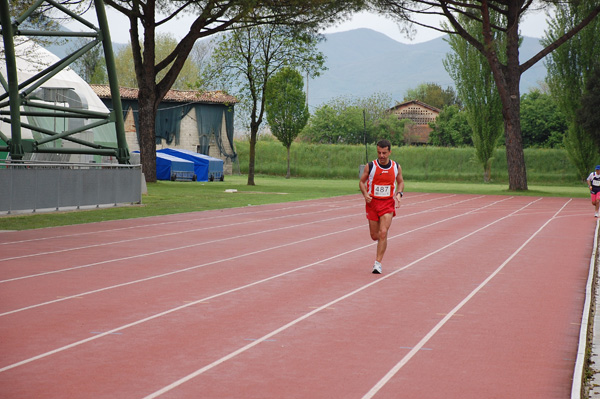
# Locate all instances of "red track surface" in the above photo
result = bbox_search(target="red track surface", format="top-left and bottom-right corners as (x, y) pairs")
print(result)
(0, 193), (597, 398)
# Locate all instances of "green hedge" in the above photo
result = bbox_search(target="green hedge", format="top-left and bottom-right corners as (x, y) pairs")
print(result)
(235, 140), (585, 184)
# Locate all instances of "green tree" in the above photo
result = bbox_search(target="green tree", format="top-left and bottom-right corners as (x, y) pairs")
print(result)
(520, 90), (567, 148)
(68, 38), (107, 84)
(428, 105), (472, 147)
(100, 0), (365, 182)
(114, 33), (200, 90)
(577, 65), (600, 150)
(544, 1), (600, 180)
(370, 0), (600, 191)
(265, 67), (309, 178)
(374, 113), (412, 147)
(300, 104), (346, 144)
(403, 83), (460, 109)
(302, 104), (367, 144)
(203, 25), (326, 185)
(301, 93), (398, 145)
(443, 10), (504, 183)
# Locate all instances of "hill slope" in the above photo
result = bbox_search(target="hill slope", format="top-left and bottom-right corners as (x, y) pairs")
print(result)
(310, 28), (547, 108)
(45, 27), (547, 109)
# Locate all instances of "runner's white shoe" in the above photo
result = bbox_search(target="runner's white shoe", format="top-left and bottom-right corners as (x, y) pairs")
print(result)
(372, 261), (382, 274)
(595, 212), (599, 218)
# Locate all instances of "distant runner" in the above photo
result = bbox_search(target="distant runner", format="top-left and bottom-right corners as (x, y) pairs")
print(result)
(359, 139), (404, 274)
(587, 165), (600, 218)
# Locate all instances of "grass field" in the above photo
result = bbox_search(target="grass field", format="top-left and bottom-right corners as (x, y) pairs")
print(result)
(235, 140), (596, 183)
(0, 174), (590, 231)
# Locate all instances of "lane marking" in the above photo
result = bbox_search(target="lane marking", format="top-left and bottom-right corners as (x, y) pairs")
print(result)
(0, 204), (361, 263)
(398, 347), (432, 351)
(0, 196), (509, 372)
(0, 195), (471, 285)
(0, 196), (369, 247)
(90, 332), (122, 335)
(571, 218), (600, 398)
(361, 199), (571, 399)
(141, 197), (537, 398)
(142, 198), (544, 398)
(0, 210), (361, 283)
(0, 194), (449, 265)
(0, 194), (434, 248)
(0, 224), (363, 316)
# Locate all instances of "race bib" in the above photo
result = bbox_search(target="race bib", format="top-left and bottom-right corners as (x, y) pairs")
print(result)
(374, 184), (391, 197)
(593, 180), (600, 187)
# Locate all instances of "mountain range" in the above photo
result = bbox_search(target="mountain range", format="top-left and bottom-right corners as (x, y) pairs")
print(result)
(308, 28), (548, 108)
(45, 27), (548, 109)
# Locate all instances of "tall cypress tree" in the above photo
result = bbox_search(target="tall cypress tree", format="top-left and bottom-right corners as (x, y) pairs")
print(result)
(544, 1), (600, 180)
(443, 11), (504, 183)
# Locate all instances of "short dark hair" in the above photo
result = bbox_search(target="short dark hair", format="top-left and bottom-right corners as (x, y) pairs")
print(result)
(376, 139), (391, 151)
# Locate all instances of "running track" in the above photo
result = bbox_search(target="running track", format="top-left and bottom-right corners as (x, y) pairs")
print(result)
(0, 193), (598, 398)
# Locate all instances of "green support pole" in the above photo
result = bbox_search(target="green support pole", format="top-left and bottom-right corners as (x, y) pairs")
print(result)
(94, 0), (129, 164)
(0, 0), (24, 160)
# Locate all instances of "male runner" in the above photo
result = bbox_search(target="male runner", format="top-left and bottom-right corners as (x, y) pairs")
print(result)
(587, 165), (600, 218)
(359, 139), (404, 274)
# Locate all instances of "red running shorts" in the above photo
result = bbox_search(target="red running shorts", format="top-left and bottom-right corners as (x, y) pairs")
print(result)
(366, 197), (396, 221)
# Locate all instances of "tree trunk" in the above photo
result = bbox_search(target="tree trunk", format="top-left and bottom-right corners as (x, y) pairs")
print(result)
(483, 160), (491, 183)
(482, 3), (527, 191)
(138, 89), (158, 183)
(247, 121), (258, 186)
(286, 146), (291, 179)
(502, 93), (528, 190)
(500, 26), (528, 191)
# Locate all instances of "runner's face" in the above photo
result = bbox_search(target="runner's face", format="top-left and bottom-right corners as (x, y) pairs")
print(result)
(377, 146), (391, 165)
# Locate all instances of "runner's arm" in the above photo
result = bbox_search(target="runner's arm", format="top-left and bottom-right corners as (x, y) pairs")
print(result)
(395, 164), (405, 207)
(359, 163), (372, 203)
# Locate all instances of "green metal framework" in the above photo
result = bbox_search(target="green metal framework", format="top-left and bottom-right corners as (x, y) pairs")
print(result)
(0, 0), (129, 163)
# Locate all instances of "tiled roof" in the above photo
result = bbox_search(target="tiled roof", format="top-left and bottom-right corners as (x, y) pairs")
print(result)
(389, 99), (441, 114)
(90, 84), (237, 104)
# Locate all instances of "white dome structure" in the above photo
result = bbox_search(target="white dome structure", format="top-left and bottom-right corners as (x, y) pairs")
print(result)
(0, 38), (117, 162)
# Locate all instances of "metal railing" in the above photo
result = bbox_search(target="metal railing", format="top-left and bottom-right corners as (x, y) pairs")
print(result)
(0, 160), (142, 214)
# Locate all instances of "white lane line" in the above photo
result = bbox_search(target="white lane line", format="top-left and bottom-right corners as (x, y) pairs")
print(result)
(571, 218), (600, 399)
(0, 196), (504, 372)
(0, 205), (358, 263)
(0, 194), (445, 263)
(361, 198), (570, 399)
(0, 224), (362, 317)
(142, 196), (536, 398)
(0, 196), (367, 246)
(0, 196), (479, 314)
(0, 195), (466, 283)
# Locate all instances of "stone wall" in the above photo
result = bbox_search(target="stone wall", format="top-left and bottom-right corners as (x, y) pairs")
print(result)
(124, 107), (235, 175)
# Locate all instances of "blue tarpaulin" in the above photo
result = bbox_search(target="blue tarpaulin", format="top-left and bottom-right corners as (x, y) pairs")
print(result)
(155, 152), (195, 181)
(158, 148), (223, 181)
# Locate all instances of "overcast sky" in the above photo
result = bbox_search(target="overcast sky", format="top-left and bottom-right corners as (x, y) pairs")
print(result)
(70, 7), (552, 45)
(321, 9), (551, 43)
